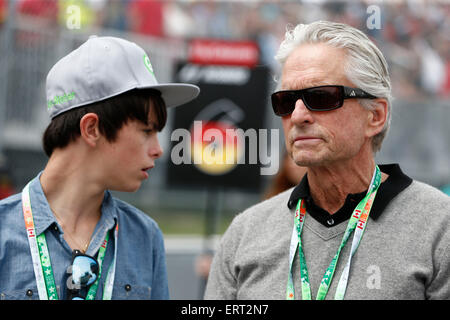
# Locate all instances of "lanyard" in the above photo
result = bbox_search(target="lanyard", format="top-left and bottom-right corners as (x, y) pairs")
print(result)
(286, 166), (381, 300)
(22, 181), (118, 300)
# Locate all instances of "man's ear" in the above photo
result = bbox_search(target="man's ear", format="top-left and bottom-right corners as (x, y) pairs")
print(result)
(366, 98), (388, 138)
(79, 113), (101, 147)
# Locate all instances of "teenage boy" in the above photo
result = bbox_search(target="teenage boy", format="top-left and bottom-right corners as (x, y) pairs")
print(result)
(0, 36), (199, 300)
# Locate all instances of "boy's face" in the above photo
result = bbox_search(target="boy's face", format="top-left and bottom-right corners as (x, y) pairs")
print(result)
(99, 99), (164, 192)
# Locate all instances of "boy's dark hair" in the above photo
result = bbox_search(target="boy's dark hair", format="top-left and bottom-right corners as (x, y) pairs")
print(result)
(42, 89), (167, 157)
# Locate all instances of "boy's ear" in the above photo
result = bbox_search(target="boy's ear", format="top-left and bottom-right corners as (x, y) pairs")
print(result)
(79, 113), (101, 147)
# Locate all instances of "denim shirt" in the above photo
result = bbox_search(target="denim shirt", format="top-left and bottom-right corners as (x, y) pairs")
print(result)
(0, 173), (169, 300)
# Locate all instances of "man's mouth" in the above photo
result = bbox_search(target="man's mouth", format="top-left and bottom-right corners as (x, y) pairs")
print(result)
(293, 136), (322, 146)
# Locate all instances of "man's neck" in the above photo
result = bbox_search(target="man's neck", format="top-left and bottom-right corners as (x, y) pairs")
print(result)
(306, 157), (386, 214)
(40, 148), (103, 234)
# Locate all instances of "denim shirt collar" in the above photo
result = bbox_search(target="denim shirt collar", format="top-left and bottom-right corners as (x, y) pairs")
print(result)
(27, 172), (118, 247)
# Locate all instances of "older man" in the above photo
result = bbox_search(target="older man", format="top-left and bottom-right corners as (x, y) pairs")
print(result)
(204, 21), (450, 300)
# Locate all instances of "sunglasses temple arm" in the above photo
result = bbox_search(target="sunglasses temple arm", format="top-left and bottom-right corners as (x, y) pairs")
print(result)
(343, 87), (376, 99)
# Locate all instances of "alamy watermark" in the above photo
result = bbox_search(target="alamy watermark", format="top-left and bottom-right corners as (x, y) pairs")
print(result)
(65, 4), (383, 31)
(366, 264), (381, 290)
(170, 121), (280, 176)
(66, 5), (81, 30)
(366, 5), (382, 30)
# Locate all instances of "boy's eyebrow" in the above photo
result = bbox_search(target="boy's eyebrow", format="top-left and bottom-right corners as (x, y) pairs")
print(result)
(146, 121), (158, 130)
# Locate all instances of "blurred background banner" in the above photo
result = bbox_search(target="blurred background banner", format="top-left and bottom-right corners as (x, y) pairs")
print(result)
(0, 0), (449, 299)
(188, 38), (259, 67)
(169, 39), (271, 189)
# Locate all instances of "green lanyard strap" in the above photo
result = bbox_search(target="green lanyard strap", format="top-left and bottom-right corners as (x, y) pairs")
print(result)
(22, 181), (118, 300)
(286, 166), (381, 300)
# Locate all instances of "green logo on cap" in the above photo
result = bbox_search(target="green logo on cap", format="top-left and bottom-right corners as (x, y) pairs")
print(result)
(47, 91), (76, 110)
(143, 54), (154, 76)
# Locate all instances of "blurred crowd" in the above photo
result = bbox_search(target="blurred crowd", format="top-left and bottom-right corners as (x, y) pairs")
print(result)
(0, 0), (449, 99)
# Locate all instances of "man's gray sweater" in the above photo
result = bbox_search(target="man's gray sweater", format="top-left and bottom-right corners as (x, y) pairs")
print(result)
(204, 167), (450, 300)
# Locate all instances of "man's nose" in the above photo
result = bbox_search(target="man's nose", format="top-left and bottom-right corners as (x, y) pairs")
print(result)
(289, 99), (314, 125)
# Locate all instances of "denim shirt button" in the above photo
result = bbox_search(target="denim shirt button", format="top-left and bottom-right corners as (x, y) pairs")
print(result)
(26, 289), (33, 297)
(124, 284), (132, 292)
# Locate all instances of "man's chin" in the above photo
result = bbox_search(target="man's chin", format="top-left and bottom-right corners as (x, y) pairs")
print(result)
(291, 150), (320, 167)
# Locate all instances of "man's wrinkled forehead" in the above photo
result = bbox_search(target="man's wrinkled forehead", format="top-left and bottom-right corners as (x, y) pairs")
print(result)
(280, 43), (348, 90)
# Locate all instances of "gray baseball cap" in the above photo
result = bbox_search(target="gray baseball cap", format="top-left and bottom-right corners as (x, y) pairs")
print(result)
(46, 35), (200, 119)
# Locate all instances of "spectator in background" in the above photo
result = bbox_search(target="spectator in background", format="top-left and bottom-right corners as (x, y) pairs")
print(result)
(127, 0), (164, 37)
(101, 0), (129, 31)
(0, 0), (7, 27)
(18, 0), (58, 25)
(159, 1), (449, 100)
(435, 33), (450, 97)
(441, 59), (450, 97)
(0, 155), (14, 200)
(17, 0), (59, 45)
(0, 173), (14, 200)
(163, 0), (195, 39)
(243, 2), (283, 71)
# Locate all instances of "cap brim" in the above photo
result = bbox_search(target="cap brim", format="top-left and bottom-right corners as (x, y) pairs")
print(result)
(138, 83), (200, 108)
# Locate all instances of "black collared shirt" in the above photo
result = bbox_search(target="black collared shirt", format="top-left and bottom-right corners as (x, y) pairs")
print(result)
(287, 164), (413, 228)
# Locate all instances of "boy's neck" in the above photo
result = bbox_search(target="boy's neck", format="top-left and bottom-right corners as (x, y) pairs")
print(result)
(40, 148), (103, 235)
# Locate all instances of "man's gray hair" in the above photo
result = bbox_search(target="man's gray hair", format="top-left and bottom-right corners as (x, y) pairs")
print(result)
(275, 21), (392, 153)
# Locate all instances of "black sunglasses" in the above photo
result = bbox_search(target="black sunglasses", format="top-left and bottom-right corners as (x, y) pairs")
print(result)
(66, 250), (99, 300)
(271, 85), (377, 116)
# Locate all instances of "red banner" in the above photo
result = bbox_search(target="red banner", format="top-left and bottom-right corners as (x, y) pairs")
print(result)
(188, 39), (259, 67)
